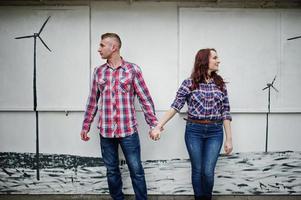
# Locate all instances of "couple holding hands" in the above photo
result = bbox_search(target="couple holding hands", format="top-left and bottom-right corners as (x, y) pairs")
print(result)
(80, 33), (233, 200)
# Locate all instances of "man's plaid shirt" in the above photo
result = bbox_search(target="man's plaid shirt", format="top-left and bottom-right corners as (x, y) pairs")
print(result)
(82, 59), (158, 138)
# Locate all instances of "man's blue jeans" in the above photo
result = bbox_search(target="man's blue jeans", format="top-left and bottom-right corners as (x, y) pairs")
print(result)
(185, 121), (223, 199)
(100, 132), (147, 200)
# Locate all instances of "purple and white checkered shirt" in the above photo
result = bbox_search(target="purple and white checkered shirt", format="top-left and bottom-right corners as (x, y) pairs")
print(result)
(82, 59), (158, 138)
(171, 78), (232, 121)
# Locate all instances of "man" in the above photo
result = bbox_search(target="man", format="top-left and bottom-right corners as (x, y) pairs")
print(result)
(80, 33), (158, 200)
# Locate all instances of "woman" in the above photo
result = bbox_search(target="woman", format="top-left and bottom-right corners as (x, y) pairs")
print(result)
(150, 48), (233, 200)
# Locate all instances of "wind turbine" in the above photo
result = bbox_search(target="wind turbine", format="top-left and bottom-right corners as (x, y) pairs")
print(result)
(15, 16), (51, 180)
(262, 76), (279, 153)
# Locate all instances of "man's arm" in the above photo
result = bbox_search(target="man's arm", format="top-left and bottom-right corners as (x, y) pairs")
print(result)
(132, 65), (158, 129)
(81, 68), (100, 141)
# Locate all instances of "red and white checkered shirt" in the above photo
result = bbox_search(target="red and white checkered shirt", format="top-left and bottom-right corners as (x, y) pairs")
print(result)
(82, 59), (158, 138)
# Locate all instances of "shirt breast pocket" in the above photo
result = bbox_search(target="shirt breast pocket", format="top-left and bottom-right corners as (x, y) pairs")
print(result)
(97, 79), (106, 93)
(190, 90), (205, 114)
(119, 78), (132, 93)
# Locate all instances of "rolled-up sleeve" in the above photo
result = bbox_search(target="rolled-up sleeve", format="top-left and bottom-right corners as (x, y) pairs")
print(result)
(171, 79), (191, 112)
(221, 85), (232, 121)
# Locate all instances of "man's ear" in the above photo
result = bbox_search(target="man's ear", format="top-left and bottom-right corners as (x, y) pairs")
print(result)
(111, 43), (118, 52)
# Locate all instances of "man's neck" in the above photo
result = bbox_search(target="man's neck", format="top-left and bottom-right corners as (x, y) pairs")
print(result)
(107, 54), (122, 69)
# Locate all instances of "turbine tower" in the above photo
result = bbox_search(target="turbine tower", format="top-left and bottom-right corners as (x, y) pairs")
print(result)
(262, 76), (278, 153)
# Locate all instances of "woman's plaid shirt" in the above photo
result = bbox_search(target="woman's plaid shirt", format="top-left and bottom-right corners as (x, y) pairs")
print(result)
(171, 79), (232, 121)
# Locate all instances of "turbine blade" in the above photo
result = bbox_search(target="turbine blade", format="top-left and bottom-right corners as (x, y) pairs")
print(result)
(287, 36), (301, 40)
(15, 35), (35, 39)
(271, 86), (279, 92)
(38, 36), (51, 52)
(271, 75), (277, 85)
(262, 86), (269, 90)
(38, 16), (51, 35)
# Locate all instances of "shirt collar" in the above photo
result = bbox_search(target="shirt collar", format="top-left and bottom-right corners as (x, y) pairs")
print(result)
(208, 78), (214, 84)
(106, 57), (126, 70)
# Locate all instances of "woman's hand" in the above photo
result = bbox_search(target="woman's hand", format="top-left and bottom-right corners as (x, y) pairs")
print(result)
(224, 139), (233, 155)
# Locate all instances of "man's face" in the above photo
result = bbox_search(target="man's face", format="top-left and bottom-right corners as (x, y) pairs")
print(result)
(98, 38), (114, 59)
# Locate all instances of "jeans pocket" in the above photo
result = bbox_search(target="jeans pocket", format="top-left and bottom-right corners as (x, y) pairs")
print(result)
(208, 123), (223, 135)
(185, 122), (198, 132)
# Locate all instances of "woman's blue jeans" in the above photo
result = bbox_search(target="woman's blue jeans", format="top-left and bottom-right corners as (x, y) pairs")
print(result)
(100, 132), (147, 200)
(185, 121), (223, 199)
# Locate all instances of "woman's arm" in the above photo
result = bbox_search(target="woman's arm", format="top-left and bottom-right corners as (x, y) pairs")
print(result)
(149, 108), (177, 140)
(150, 79), (190, 141)
(223, 119), (233, 155)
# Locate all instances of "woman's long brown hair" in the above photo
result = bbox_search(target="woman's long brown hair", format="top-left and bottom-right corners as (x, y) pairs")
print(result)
(190, 48), (225, 91)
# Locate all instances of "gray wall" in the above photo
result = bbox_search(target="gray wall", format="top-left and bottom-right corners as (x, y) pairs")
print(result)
(0, 1), (301, 195)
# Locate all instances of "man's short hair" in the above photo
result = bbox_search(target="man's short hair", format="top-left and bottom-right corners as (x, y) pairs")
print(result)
(101, 33), (122, 49)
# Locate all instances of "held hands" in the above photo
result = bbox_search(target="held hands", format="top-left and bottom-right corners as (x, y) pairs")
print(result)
(81, 127), (163, 142)
(80, 130), (90, 141)
(149, 126), (163, 141)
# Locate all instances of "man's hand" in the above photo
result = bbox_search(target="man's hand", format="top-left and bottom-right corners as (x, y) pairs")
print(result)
(80, 130), (90, 141)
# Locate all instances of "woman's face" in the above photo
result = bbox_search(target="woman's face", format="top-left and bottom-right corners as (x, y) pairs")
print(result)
(208, 50), (220, 74)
